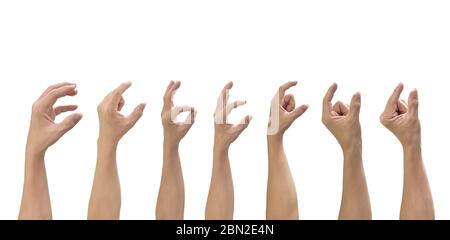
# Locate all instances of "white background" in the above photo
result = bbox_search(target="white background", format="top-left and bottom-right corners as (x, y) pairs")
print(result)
(0, 0), (449, 220)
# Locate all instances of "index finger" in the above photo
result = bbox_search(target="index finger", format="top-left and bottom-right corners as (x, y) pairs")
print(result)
(42, 84), (78, 106)
(278, 81), (298, 102)
(109, 82), (132, 104)
(323, 83), (337, 114)
(220, 81), (233, 102)
(216, 81), (233, 109)
(163, 80), (180, 108)
(385, 83), (403, 112)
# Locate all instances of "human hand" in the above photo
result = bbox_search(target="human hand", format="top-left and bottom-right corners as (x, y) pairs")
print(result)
(380, 83), (420, 146)
(161, 81), (196, 144)
(267, 81), (309, 138)
(97, 82), (146, 145)
(26, 82), (83, 157)
(322, 83), (362, 149)
(213, 82), (251, 148)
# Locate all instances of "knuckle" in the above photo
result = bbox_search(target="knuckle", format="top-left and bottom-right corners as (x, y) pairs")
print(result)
(32, 101), (42, 112)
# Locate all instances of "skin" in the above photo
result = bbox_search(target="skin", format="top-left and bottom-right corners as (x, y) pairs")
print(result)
(205, 81), (251, 220)
(156, 81), (196, 220)
(266, 81), (309, 220)
(88, 82), (146, 220)
(380, 83), (434, 220)
(19, 82), (83, 220)
(322, 83), (372, 220)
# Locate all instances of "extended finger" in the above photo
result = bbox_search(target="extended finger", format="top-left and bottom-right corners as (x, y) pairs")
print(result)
(278, 81), (297, 102)
(126, 103), (146, 127)
(349, 92), (361, 118)
(55, 105), (78, 115)
(385, 83), (404, 113)
(43, 84), (78, 106)
(323, 83), (338, 114)
(408, 89), (419, 116)
(290, 104), (309, 121)
(108, 82), (132, 105)
(163, 81), (180, 109)
(227, 100), (247, 115)
(56, 113), (83, 138)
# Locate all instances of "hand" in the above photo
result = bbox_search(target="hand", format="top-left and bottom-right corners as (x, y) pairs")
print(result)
(97, 82), (146, 145)
(161, 81), (196, 143)
(267, 81), (309, 137)
(27, 82), (83, 156)
(214, 82), (251, 148)
(322, 83), (362, 149)
(380, 83), (420, 146)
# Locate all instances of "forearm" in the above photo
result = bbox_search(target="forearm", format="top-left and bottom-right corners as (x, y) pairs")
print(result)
(205, 144), (234, 220)
(88, 139), (121, 220)
(266, 135), (298, 220)
(156, 140), (185, 220)
(400, 141), (434, 220)
(19, 151), (52, 220)
(339, 140), (371, 220)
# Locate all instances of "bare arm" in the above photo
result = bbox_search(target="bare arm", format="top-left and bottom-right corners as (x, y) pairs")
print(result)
(401, 142), (434, 219)
(19, 152), (52, 220)
(156, 81), (195, 220)
(88, 140), (120, 219)
(88, 82), (145, 220)
(205, 145), (234, 219)
(205, 81), (251, 220)
(339, 144), (371, 219)
(267, 136), (298, 219)
(19, 83), (82, 220)
(266, 81), (308, 220)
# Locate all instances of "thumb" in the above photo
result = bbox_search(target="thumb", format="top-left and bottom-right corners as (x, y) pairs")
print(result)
(127, 103), (146, 127)
(349, 92), (361, 119)
(289, 104), (309, 122)
(408, 89), (419, 116)
(234, 115), (252, 134)
(57, 113), (83, 137)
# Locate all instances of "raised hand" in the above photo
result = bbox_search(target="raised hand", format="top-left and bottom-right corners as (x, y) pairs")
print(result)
(161, 81), (196, 143)
(97, 82), (146, 145)
(322, 83), (361, 149)
(27, 82), (82, 155)
(380, 83), (420, 145)
(267, 81), (309, 137)
(213, 81), (252, 148)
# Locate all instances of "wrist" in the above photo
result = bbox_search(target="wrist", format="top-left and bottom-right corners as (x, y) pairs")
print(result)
(213, 141), (229, 156)
(163, 132), (181, 146)
(400, 135), (421, 147)
(342, 139), (362, 154)
(25, 146), (46, 162)
(213, 134), (230, 152)
(163, 138), (179, 152)
(267, 133), (283, 144)
(342, 142), (363, 167)
(97, 137), (118, 151)
(402, 140), (421, 154)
